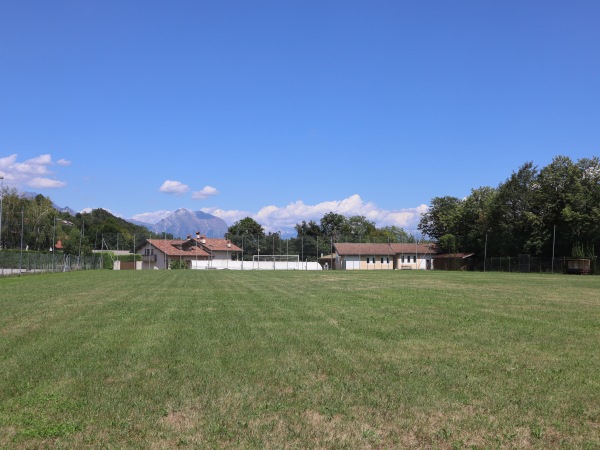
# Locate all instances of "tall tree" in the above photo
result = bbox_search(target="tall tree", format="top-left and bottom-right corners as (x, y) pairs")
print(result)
(346, 216), (376, 241)
(227, 217), (264, 237)
(488, 162), (540, 255)
(418, 196), (462, 250)
(459, 186), (496, 255)
(319, 212), (347, 239)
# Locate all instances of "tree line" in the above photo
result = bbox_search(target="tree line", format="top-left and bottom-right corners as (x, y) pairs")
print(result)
(0, 188), (170, 255)
(418, 156), (600, 259)
(226, 212), (417, 261)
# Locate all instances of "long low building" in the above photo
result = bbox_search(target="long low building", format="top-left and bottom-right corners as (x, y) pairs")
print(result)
(333, 242), (437, 270)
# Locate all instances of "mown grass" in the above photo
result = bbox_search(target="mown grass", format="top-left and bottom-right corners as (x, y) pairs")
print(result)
(1, 270), (599, 448)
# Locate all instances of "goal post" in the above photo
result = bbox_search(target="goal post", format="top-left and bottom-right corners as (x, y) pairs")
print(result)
(251, 254), (300, 270)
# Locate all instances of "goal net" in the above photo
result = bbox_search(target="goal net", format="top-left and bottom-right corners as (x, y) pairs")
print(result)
(252, 254), (299, 262)
(251, 254), (300, 270)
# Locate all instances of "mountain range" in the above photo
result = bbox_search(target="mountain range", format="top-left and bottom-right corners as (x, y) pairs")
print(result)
(130, 208), (229, 239)
(23, 190), (229, 238)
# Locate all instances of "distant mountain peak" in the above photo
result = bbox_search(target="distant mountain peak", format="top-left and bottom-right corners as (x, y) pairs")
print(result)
(139, 209), (228, 238)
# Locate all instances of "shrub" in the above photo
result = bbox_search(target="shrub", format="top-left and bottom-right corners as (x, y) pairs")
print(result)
(170, 260), (189, 270)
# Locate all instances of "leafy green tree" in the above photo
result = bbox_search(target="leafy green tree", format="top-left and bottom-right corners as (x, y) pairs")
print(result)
(294, 220), (321, 238)
(227, 217), (265, 260)
(459, 186), (496, 255)
(346, 216), (376, 240)
(418, 196), (462, 247)
(227, 217), (264, 237)
(320, 212), (347, 239)
(488, 162), (540, 255)
(372, 225), (412, 243)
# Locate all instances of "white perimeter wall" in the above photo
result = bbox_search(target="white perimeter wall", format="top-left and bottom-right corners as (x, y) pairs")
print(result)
(190, 260), (322, 270)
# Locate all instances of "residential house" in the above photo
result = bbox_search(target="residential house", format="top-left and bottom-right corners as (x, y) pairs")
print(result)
(136, 233), (242, 270)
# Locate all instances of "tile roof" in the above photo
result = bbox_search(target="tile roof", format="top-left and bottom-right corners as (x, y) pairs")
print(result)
(197, 237), (242, 252)
(146, 239), (211, 257)
(334, 243), (395, 256)
(334, 242), (438, 256)
(389, 243), (437, 254)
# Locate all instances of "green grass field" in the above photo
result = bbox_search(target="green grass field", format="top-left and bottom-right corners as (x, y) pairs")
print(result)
(1, 271), (599, 449)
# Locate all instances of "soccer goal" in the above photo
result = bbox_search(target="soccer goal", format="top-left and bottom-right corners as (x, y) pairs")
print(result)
(251, 254), (300, 270)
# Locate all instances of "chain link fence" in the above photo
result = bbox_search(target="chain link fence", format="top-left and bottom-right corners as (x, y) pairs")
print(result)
(0, 251), (103, 276)
(465, 256), (599, 274)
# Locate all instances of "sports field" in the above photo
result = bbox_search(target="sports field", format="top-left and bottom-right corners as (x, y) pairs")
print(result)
(1, 271), (599, 448)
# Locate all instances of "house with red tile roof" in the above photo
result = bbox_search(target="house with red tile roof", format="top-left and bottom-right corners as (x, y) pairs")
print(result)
(333, 242), (437, 270)
(136, 233), (242, 269)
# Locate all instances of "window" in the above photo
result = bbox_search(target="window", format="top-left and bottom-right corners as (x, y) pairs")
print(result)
(381, 257), (384, 264)
(386, 257), (389, 264)
(401, 256), (405, 263)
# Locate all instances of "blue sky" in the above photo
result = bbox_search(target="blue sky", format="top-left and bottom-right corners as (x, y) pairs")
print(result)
(1, 1), (599, 233)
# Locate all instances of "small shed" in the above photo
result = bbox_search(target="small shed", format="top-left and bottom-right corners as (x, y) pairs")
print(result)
(432, 253), (475, 271)
(565, 258), (591, 274)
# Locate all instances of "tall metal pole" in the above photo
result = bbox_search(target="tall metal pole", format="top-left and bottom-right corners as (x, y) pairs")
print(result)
(484, 231), (488, 272)
(552, 224), (556, 274)
(52, 216), (56, 272)
(20, 206), (24, 274)
(78, 217), (84, 267)
(301, 232), (303, 269)
(0, 176), (4, 251)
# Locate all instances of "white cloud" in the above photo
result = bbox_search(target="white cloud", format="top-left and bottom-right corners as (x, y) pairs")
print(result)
(136, 195), (427, 235)
(57, 159), (72, 166)
(200, 207), (250, 224)
(202, 194), (427, 233)
(159, 180), (189, 195)
(0, 153), (68, 189)
(131, 210), (173, 224)
(192, 185), (219, 200)
(28, 177), (67, 189)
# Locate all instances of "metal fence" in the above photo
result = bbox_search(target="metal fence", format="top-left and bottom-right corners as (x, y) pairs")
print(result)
(0, 251), (104, 277)
(466, 256), (599, 274)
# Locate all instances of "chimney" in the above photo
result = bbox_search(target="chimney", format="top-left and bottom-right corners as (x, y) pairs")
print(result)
(196, 231), (200, 239)
(200, 235), (206, 244)
(187, 235), (191, 240)
(226, 240), (231, 248)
